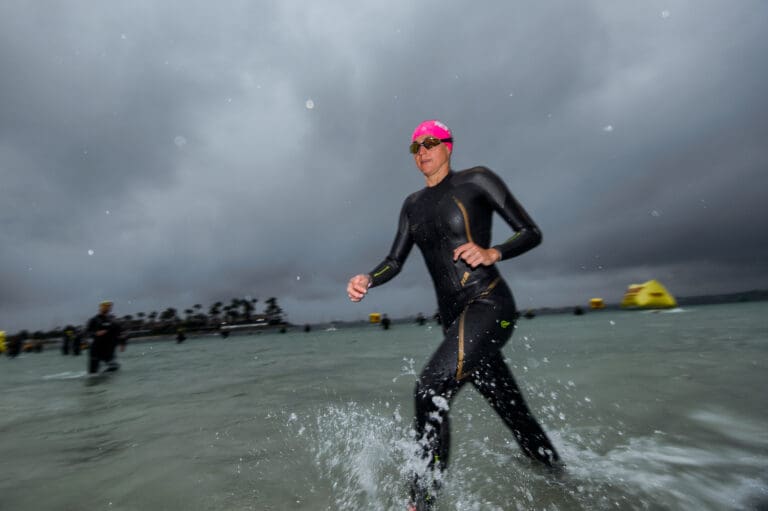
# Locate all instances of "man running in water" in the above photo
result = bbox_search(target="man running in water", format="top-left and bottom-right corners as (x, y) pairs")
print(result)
(347, 120), (561, 510)
(86, 300), (126, 374)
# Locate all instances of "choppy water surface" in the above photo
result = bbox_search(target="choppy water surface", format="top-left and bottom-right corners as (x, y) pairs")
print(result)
(1, 302), (767, 510)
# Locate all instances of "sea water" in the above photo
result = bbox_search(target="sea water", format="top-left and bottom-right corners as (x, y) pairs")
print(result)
(1, 302), (767, 510)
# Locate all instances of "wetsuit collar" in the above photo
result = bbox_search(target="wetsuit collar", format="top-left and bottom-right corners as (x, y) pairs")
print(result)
(427, 169), (453, 189)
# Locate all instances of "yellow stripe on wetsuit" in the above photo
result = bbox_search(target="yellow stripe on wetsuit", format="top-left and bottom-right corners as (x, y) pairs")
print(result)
(453, 196), (473, 288)
(452, 197), (474, 244)
(456, 310), (468, 380)
(372, 265), (391, 278)
(455, 277), (501, 380)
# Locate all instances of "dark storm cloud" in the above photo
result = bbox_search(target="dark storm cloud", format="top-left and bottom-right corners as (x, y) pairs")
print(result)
(2, 1), (768, 331)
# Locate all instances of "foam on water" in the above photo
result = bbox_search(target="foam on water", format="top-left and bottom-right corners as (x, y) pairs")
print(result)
(557, 434), (766, 509)
(282, 402), (768, 510)
(42, 370), (88, 380)
(640, 307), (687, 315)
(548, 406), (768, 510)
(690, 407), (768, 448)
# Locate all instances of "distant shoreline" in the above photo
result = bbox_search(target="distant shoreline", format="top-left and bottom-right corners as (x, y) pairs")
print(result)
(521, 288), (768, 316)
(317, 289), (768, 328)
(8, 289), (767, 349)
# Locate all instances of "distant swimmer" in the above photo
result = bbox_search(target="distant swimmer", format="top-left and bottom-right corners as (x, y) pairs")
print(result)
(86, 301), (126, 374)
(347, 120), (561, 510)
(61, 325), (82, 356)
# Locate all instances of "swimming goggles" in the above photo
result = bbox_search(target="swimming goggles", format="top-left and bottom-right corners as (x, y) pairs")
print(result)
(409, 136), (453, 154)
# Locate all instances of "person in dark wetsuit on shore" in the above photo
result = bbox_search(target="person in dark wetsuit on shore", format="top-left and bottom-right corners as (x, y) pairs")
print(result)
(86, 301), (126, 374)
(347, 120), (561, 510)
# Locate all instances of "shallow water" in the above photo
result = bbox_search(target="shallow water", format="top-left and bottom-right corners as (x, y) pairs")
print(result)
(1, 303), (767, 510)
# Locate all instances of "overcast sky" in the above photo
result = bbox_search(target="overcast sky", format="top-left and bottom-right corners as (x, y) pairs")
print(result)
(2, 1), (767, 332)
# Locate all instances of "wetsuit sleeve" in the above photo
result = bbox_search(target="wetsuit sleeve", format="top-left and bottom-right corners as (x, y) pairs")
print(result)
(476, 167), (542, 260)
(368, 200), (414, 288)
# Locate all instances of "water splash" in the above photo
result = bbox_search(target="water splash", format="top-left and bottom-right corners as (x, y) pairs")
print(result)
(283, 398), (768, 510)
(296, 402), (421, 510)
(392, 357), (417, 383)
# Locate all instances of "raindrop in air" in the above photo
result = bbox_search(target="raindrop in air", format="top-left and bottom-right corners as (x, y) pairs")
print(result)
(661, 10), (670, 18)
(305, 99), (315, 109)
(174, 136), (187, 147)
(88, 249), (95, 256)
(603, 125), (614, 132)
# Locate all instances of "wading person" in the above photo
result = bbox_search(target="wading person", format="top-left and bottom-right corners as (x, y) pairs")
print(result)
(346, 120), (561, 510)
(86, 300), (125, 374)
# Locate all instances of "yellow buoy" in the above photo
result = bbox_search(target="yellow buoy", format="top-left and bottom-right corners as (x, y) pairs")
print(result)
(621, 280), (677, 309)
(589, 298), (605, 309)
(369, 313), (382, 324)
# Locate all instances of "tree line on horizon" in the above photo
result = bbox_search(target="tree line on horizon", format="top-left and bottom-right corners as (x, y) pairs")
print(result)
(3, 296), (286, 345)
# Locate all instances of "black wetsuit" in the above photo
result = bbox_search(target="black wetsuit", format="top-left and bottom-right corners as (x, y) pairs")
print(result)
(86, 313), (124, 374)
(61, 328), (82, 356)
(368, 167), (560, 501)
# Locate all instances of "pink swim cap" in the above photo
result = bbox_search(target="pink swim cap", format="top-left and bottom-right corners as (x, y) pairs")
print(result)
(412, 120), (453, 151)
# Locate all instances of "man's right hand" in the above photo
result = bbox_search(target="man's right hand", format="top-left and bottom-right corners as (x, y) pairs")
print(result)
(347, 274), (371, 302)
